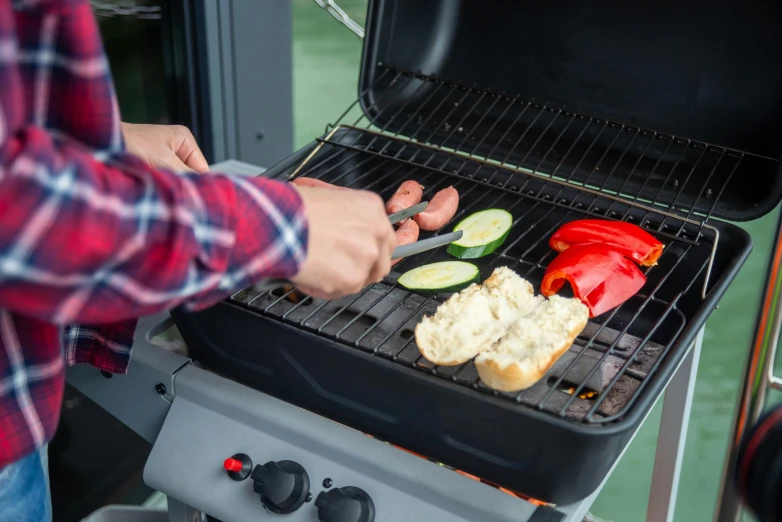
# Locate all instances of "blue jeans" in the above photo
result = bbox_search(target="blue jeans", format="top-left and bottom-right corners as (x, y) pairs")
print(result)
(0, 446), (51, 522)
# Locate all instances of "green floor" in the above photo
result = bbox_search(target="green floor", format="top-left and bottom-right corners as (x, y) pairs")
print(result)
(292, 2), (781, 520)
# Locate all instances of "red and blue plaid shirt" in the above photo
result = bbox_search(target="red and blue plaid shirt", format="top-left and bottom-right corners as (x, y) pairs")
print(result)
(0, 0), (308, 469)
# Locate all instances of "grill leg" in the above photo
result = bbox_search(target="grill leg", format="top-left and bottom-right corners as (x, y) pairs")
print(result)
(646, 328), (704, 522)
(557, 332), (704, 522)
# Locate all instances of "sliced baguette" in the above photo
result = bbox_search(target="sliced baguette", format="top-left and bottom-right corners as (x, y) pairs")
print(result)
(475, 294), (588, 392)
(415, 266), (541, 366)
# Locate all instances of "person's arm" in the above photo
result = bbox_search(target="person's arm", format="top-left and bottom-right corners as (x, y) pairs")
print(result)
(1, 0), (396, 326)
(0, 126), (307, 325)
(0, 126), (399, 327)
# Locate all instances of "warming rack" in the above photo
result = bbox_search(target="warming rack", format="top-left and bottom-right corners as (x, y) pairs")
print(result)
(295, 67), (768, 300)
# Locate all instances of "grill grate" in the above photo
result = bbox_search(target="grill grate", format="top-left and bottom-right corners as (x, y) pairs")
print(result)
(231, 147), (712, 425)
(227, 67), (768, 425)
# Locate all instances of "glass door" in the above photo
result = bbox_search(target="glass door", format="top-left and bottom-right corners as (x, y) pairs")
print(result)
(91, 0), (210, 158)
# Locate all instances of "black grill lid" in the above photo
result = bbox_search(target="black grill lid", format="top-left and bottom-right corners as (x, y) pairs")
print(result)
(357, 0), (782, 221)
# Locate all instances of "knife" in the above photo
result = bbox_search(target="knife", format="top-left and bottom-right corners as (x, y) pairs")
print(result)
(391, 230), (463, 260)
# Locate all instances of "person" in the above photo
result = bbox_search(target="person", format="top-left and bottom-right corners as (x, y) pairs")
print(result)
(0, 1), (397, 521)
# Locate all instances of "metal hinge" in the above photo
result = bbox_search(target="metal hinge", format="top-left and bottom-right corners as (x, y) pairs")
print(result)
(311, 0), (365, 40)
(89, 1), (162, 19)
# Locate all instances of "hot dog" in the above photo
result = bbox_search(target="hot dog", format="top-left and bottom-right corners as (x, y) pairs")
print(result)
(413, 186), (459, 231)
(291, 177), (346, 189)
(386, 180), (424, 215)
(391, 219), (420, 267)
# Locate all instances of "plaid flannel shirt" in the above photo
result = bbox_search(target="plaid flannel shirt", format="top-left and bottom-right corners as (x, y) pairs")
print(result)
(0, 0), (308, 469)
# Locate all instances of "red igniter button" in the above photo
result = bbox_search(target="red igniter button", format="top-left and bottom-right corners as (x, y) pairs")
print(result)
(224, 457), (243, 473)
(223, 453), (252, 481)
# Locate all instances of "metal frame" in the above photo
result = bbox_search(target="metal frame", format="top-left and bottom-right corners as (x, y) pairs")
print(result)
(311, 0), (365, 40)
(648, 330), (703, 522)
(197, 0), (293, 166)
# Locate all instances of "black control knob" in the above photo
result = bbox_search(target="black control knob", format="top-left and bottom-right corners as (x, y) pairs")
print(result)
(315, 486), (375, 522)
(251, 460), (310, 514)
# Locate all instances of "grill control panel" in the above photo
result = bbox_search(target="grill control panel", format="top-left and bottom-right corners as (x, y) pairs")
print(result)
(219, 452), (374, 521)
(143, 364), (545, 522)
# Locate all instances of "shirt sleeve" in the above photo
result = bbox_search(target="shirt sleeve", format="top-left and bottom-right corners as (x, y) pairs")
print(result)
(0, 126), (308, 325)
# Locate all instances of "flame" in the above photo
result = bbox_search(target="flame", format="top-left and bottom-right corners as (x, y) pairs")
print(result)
(364, 433), (549, 506)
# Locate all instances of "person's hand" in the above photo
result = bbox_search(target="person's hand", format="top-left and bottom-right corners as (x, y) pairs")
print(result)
(290, 186), (397, 300)
(121, 122), (209, 173)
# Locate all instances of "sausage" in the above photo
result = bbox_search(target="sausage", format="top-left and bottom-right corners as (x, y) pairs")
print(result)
(413, 186), (459, 231)
(279, 285), (303, 303)
(391, 219), (420, 267)
(395, 218), (420, 244)
(291, 177), (345, 189)
(386, 180), (424, 215)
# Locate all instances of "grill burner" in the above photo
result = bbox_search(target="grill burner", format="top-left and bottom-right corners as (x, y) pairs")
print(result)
(174, 63), (757, 503)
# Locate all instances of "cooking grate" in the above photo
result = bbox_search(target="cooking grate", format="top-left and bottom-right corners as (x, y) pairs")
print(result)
(228, 67), (768, 426)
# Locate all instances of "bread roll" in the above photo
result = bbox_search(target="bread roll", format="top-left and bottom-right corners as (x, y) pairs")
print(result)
(475, 294), (588, 392)
(415, 267), (541, 366)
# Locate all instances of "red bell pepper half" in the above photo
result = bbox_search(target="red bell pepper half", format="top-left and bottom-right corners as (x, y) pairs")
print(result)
(541, 243), (646, 317)
(549, 219), (664, 266)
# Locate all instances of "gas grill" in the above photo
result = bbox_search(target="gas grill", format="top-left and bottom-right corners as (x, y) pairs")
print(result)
(69, 1), (782, 521)
(173, 0), (775, 503)
(173, 93), (749, 504)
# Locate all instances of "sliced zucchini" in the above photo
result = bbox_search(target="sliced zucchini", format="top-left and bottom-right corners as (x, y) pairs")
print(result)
(447, 209), (513, 259)
(398, 261), (480, 294)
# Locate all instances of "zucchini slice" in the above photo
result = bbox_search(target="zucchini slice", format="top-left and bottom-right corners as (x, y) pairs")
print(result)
(398, 261), (480, 294)
(447, 209), (513, 259)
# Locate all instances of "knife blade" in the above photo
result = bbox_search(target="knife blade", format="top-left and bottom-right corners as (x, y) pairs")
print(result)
(391, 230), (463, 260)
(388, 201), (428, 225)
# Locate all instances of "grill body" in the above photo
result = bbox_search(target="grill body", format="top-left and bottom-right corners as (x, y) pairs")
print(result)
(173, 0), (778, 504)
(173, 144), (751, 503)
